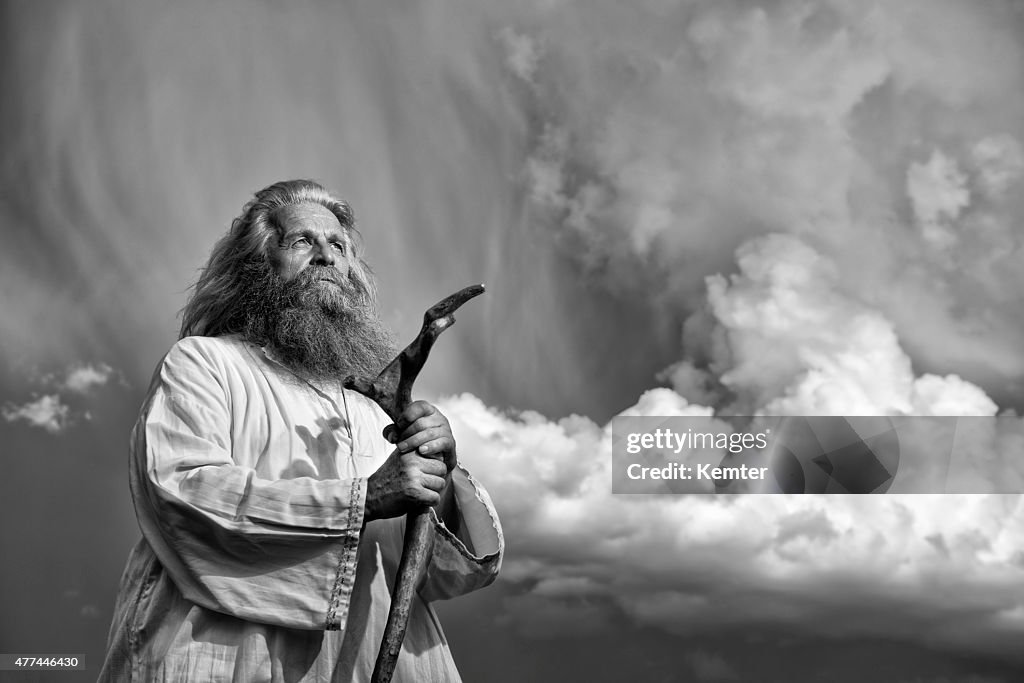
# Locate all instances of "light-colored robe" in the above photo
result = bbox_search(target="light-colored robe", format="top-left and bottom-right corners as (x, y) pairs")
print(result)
(99, 335), (503, 682)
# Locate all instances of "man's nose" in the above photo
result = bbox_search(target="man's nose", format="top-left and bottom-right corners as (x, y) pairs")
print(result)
(311, 240), (335, 266)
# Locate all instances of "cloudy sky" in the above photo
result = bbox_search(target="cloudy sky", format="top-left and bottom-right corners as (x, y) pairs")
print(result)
(2, 1), (1024, 681)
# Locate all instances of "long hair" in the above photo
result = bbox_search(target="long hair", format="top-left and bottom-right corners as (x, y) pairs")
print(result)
(179, 179), (378, 339)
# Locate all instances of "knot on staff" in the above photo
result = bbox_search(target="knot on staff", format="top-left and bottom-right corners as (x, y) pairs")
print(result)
(343, 283), (485, 683)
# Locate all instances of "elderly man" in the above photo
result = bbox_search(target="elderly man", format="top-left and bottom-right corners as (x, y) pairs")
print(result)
(99, 180), (503, 682)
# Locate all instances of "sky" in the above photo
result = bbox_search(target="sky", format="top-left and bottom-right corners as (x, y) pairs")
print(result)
(2, 1), (1024, 681)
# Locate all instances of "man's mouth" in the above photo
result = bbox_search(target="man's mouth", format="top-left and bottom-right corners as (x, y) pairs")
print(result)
(298, 269), (349, 294)
(309, 273), (341, 285)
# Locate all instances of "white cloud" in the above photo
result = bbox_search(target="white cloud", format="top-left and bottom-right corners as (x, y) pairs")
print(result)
(442, 389), (1024, 660)
(696, 234), (998, 418)
(62, 363), (115, 394)
(2, 394), (70, 433)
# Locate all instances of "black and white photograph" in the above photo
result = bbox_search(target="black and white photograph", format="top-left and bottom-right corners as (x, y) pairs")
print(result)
(2, 1), (1024, 681)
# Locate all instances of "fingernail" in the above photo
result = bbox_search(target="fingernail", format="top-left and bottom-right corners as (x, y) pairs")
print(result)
(398, 442), (407, 451)
(419, 445), (429, 454)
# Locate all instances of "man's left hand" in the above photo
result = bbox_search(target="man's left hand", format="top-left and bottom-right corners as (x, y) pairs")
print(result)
(383, 401), (457, 472)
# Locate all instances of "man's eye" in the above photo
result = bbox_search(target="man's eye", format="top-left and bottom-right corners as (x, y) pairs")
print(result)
(331, 242), (347, 254)
(291, 237), (311, 248)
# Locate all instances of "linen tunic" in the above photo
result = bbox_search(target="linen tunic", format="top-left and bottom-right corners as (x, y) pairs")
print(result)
(99, 335), (503, 682)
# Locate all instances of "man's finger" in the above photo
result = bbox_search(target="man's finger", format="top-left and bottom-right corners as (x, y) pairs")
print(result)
(417, 437), (455, 458)
(420, 473), (447, 493)
(397, 427), (445, 452)
(396, 417), (439, 441)
(404, 454), (447, 478)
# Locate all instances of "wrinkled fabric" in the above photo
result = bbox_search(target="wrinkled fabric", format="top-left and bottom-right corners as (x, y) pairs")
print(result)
(99, 335), (503, 682)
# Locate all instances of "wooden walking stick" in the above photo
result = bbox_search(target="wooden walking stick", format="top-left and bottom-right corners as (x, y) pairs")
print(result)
(344, 284), (485, 683)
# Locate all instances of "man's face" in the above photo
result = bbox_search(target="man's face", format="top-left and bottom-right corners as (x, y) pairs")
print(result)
(269, 202), (353, 283)
(243, 200), (394, 379)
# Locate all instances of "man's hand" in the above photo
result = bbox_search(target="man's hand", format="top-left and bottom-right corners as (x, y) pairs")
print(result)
(364, 449), (448, 521)
(364, 401), (458, 522)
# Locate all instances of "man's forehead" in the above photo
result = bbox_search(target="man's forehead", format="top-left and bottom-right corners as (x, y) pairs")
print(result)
(274, 202), (347, 236)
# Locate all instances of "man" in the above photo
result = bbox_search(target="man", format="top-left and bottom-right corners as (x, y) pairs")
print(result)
(99, 179), (503, 682)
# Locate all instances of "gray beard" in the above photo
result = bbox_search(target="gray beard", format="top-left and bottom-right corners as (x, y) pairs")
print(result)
(237, 262), (397, 382)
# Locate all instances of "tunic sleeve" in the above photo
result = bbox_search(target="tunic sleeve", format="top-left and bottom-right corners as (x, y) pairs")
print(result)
(129, 338), (365, 631)
(419, 465), (504, 602)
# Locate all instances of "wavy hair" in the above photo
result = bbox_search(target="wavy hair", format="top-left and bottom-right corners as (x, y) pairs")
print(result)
(179, 179), (378, 339)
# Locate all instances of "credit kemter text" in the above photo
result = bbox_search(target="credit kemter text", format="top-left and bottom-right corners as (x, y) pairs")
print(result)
(626, 462), (768, 481)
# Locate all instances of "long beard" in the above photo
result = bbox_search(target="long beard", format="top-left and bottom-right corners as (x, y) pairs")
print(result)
(236, 262), (397, 382)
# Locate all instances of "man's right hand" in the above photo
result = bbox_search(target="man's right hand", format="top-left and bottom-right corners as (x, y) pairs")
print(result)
(364, 449), (448, 522)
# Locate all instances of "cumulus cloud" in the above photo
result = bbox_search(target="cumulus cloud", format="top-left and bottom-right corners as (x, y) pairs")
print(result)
(695, 234), (998, 417)
(444, 391), (1024, 661)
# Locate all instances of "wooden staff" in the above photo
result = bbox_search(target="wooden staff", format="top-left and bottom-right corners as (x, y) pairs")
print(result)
(344, 284), (485, 683)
